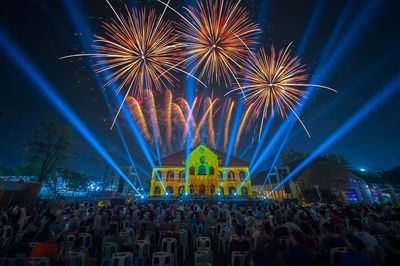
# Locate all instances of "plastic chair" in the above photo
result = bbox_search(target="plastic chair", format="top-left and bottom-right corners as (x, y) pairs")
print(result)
(196, 236), (211, 250)
(2, 225), (14, 238)
(65, 251), (85, 266)
(102, 242), (118, 259)
(330, 247), (348, 265)
(152, 252), (172, 266)
(120, 220), (130, 229)
(118, 231), (133, 246)
(65, 234), (76, 247)
(111, 252), (133, 266)
(177, 229), (188, 261)
(219, 227), (230, 253)
(134, 240), (150, 266)
(109, 221), (119, 231)
(123, 228), (135, 243)
(231, 251), (248, 266)
(161, 238), (177, 266)
(194, 250), (213, 266)
(79, 233), (93, 248)
(27, 257), (51, 266)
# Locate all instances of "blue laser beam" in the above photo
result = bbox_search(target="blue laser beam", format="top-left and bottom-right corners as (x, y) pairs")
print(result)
(0, 27), (142, 196)
(268, 75), (400, 196)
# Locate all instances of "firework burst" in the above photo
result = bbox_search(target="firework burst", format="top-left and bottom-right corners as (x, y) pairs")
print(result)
(60, 1), (186, 128)
(157, 0), (260, 86)
(229, 43), (337, 139)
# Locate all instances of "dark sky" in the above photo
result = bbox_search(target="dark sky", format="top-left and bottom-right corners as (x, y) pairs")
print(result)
(0, 0), (399, 177)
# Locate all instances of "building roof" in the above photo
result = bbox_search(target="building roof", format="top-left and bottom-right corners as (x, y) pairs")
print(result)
(159, 143), (250, 167)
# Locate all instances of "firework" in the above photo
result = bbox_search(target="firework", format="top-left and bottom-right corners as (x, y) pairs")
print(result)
(60, 1), (186, 128)
(157, 0), (259, 86)
(224, 100), (235, 151)
(229, 43), (337, 139)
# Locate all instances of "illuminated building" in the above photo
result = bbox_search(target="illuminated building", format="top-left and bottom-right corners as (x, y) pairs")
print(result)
(150, 143), (252, 196)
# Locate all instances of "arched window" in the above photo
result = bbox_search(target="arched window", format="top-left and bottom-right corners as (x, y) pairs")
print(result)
(199, 185), (205, 195)
(178, 186), (185, 195)
(219, 171), (223, 181)
(241, 187), (248, 195)
(227, 171), (235, 179)
(189, 185), (195, 194)
(166, 186), (173, 195)
(189, 166), (195, 175)
(167, 171), (174, 180)
(209, 167), (215, 175)
(154, 186), (161, 195)
(179, 171), (185, 181)
(239, 171), (246, 180)
(219, 186), (224, 195)
(210, 185), (215, 195)
(229, 186), (237, 195)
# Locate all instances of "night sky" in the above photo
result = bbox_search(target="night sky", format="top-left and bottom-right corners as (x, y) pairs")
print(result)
(0, 0), (399, 178)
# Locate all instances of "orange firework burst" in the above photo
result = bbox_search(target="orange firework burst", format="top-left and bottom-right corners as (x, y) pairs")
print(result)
(229, 43), (336, 139)
(157, 0), (259, 85)
(60, 1), (184, 128)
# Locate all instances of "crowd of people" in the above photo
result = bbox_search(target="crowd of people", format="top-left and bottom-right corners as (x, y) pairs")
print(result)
(0, 199), (400, 265)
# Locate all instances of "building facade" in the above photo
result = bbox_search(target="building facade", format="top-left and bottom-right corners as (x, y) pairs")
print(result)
(150, 143), (252, 196)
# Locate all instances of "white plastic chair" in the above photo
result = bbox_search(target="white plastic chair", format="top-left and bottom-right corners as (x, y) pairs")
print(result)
(27, 257), (51, 266)
(177, 229), (188, 261)
(194, 250), (213, 266)
(134, 240), (150, 266)
(231, 251), (248, 266)
(102, 242), (118, 260)
(65, 234), (76, 248)
(65, 251), (85, 266)
(2, 225), (14, 238)
(196, 236), (211, 250)
(123, 228), (135, 243)
(152, 252), (172, 266)
(120, 220), (130, 229)
(161, 238), (177, 266)
(111, 252), (133, 266)
(79, 233), (93, 249)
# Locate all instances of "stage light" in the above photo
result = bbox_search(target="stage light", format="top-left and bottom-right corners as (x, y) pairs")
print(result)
(263, 196), (267, 200)
(360, 168), (366, 172)
(165, 192), (169, 196)
(218, 192), (221, 196)
(185, 192), (188, 196)
(234, 192), (237, 196)
(141, 195), (144, 199)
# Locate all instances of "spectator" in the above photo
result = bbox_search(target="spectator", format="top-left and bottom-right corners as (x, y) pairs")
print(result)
(339, 235), (371, 266)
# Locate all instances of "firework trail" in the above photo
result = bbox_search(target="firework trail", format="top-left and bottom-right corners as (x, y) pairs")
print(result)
(234, 103), (253, 152)
(206, 97), (216, 148)
(126, 97), (152, 143)
(147, 91), (163, 146)
(164, 90), (172, 149)
(224, 100), (235, 151)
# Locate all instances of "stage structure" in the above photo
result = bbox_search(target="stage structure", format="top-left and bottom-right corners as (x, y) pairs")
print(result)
(150, 144), (252, 196)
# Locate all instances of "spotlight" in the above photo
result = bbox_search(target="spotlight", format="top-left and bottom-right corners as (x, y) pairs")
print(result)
(141, 195), (144, 199)
(218, 192), (221, 196)
(165, 192), (169, 196)
(360, 168), (366, 172)
(263, 196), (267, 200)
(234, 192), (237, 196)
(185, 192), (188, 196)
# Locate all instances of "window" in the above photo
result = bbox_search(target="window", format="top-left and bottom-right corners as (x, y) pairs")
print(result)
(219, 186), (224, 195)
(229, 186), (237, 195)
(189, 185), (195, 194)
(227, 171), (235, 179)
(219, 171), (223, 181)
(178, 186), (185, 195)
(241, 187), (248, 195)
(189, 166), (195, 175)
(210, 185), (215, 195)
(209, 167), (215, 175)
(179, 171), (185, 181)
(166, 186), (173, 195)
(154, 186), (161, 195)
(167, 171), (174, 180)
(199, 185), (205, 195)
(239, 171), (246, 180)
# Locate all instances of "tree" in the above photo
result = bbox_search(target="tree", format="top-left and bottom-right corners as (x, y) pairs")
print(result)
(63, 169), (91, 195)
(280, 149), (309, 168)
(91, 154), (116, 191)
(28, 122), (71, 181)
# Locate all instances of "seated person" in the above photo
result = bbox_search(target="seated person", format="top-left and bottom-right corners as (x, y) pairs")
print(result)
(339, 235), (371, 266)
(29, 229), (60, 263)
(322, 223), (346, 250)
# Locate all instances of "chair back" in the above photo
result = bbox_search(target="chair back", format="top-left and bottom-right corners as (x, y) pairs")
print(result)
(27, 257), (51, 266)
(111, 252), (133, 266)
(65, 234), (76, 247)
(194, 250), (213, 266)
(102, 242), (118, 259)
(134, 240), (150, 266)
(65, 251), (85, 266)
(161, 238), (177, 255)
(118, 231), (132, 246)
(231, 251), (248, 266)
(120, 220), (130, 229)
(2, 225), (14, 239)
(109, 221), (119, 231)
(152, 252), (172, 266)
(193, 224), (203, 235)
(79, 233), (93, 248)
(196, 236), (211, 250)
